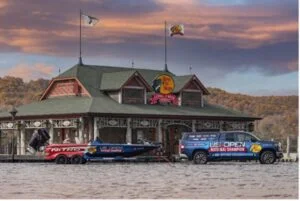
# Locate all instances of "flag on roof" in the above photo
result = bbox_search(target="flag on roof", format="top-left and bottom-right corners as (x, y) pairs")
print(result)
(82, 14), (99, 26)
(169, 24), (184, 36)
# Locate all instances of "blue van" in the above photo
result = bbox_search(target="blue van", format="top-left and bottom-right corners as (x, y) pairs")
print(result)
(180, 131), (283, 164)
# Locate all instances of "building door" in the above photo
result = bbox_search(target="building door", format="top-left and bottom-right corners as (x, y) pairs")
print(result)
(165, 125), (191, 156)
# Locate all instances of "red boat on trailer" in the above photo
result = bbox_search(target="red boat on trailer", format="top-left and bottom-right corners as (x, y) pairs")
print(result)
(30, 128), (161, 164)
(45, 143), (88, 164)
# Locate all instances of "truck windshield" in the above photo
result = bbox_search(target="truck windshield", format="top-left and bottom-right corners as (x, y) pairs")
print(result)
(251, 134), (260, 141)
(245, 132), (261, 141)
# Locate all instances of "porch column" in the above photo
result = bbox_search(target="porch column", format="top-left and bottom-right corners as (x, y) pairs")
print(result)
(16, 125), (20, 155)
(49, 119), (54, 144)
(156, 119), (163, 143)
(94, 117), (99, 140)
(126, 118), (132, 143)
(192, 120), (196, 132)
(78, 117), (84, 143)
(20, 120), (26, 155)
(219, 121), (224, 131)
(88, 117), (94, 141)
(244, 122), (248, 132)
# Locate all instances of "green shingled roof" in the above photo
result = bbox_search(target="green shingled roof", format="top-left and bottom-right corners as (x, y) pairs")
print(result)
(0, 96), (259, 120)
(100, 70), (137, 90)
(58, 64), (175, 96)
(88, 96), (256, 119)
(0, 96), (92, 118)
(173, 75), (193, 93)
(0, 64), (260, 120)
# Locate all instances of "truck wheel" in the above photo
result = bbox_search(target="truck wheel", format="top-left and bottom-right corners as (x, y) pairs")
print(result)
(71, 155), (83, 164)
(193, 151), (208, 164)
(55, 155), (67, 164)
(81, 158), (87, 164)
(259, 150), (276, 164)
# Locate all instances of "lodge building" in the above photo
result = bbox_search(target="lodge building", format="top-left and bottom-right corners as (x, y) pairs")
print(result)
(0, 64), (260, 156)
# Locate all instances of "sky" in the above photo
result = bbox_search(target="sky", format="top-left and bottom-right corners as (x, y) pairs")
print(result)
(0, 0), (298, 96)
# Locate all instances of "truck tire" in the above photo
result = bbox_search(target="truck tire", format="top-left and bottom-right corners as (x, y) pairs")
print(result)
(193, 151), (208, 164)
(55, 155), (68, 164)
(71, 155), (83, 164)
(81, 158), (87, 164)
(259, 150), (276, 164)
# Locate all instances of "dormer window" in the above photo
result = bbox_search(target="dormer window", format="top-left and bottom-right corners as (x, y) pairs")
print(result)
(173, 75), (209, 107)
(100, 70), (151, 104)
(122, 87), (145, 104)
(181, 91), (202, 107)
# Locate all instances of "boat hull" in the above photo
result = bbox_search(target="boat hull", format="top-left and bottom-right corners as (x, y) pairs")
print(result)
(84, 143), (159, 159)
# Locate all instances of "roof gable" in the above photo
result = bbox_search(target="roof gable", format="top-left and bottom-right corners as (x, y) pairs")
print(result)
(184, 81), (200, 90)
(40, 77), (91, 100)
(124, 76), (144, 87)
(173, 75), (210, 95)
(100, 70), (152, 91)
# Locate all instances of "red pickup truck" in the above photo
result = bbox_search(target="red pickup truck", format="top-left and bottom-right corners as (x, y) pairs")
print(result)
(44, 143), (87, 164)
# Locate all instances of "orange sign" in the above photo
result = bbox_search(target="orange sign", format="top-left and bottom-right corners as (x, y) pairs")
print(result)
(152, 74), (175, 95)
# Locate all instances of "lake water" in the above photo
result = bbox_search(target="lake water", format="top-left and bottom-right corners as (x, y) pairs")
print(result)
(0, 162), (298, 199)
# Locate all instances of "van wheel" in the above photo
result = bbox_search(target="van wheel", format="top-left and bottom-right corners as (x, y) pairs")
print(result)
(71, 155), (83, 164)
(193, 151), (208, 164)
(55, 155), (67, 164)
(259, 151), (276, 164)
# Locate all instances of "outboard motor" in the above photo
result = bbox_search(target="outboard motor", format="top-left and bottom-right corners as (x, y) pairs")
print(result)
(28, 128), (50, 151)
(28, 131), (40, 151)
(38, 128), (50, 145)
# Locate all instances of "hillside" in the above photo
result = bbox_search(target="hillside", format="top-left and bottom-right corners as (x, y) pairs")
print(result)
(0, 76), (298, 143)
(205, 87), (298, 142)
(0, 76), (49, 111)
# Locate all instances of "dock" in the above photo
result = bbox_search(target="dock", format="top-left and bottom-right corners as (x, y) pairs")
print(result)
(0, 154), (46, 163)
(0, 153), (297, 163)
(0, 154), (170, 163)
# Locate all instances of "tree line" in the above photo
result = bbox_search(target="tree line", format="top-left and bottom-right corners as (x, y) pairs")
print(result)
(0, 76), (49, 111)
(205, 87), (298, 147)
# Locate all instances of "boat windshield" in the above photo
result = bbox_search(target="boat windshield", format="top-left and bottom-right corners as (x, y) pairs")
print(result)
(90, 137), (104, 145)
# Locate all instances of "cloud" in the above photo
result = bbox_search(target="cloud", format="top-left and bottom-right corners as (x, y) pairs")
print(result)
(4, 63), (55, 82)
(0, 0), (8, 8)
(0, 0), (297, 77)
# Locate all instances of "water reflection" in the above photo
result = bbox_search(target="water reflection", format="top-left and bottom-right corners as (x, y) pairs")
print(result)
(0, 162), (298, 199)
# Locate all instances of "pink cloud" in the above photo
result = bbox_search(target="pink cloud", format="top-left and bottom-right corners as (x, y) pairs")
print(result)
(5, 63), (55, 82)
(0, 0), (297, 55)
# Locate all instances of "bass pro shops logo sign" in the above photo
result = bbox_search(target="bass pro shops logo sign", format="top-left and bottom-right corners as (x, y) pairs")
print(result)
(150, 74), (178, 105)
(152, 74), (174, 94)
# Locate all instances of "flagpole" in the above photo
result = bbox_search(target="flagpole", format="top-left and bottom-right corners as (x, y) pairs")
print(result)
(164, 20), (168, 72)
(79, 9), (83, 65)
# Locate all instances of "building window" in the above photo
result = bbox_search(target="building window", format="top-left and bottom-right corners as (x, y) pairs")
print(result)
(181, 91), (202, 107)
(122, 88), (144, 104)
